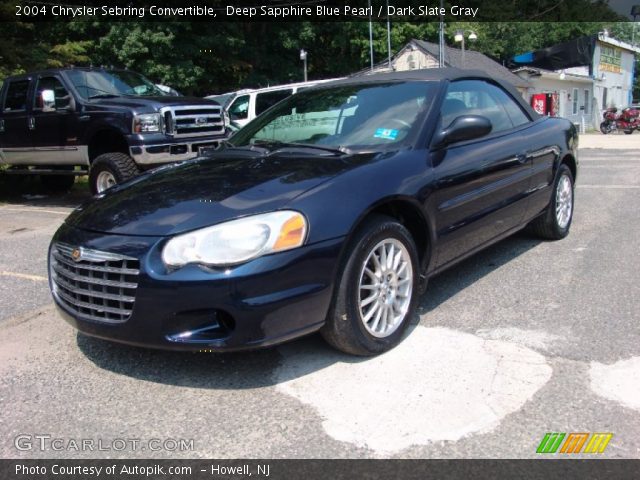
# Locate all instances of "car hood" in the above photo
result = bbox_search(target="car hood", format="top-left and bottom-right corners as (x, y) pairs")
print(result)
(66, 150), (374, 236)
(88, 96), (220, 110)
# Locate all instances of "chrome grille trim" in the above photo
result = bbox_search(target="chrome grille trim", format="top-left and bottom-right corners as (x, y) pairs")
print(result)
(51, 263), (137, 289)
(160, 105), (224, 138)
(52, 275), (135, 303)
(56, 289), (133, 316)
(52, 250), (139, 275)
(55, 243), (137, 263)
(50, 243), (140, 324)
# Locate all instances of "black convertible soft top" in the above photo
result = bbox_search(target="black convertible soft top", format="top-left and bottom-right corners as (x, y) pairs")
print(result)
(313, 67), (539, 120)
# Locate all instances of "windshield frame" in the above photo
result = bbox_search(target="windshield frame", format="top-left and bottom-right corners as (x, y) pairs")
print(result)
(229, 80), (437, 152)
(65, 69), (167, 100)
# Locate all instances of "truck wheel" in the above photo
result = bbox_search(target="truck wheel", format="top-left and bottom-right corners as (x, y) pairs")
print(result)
(40, 168), (75, 193)
(89, 152), (140, 194)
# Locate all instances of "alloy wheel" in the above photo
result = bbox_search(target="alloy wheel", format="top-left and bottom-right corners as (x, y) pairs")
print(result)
(357, 239), (413, 338)
(555, 174), (573, 229)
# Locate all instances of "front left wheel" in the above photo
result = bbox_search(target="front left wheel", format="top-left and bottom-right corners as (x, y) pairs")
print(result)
(321, 215), (419, 356)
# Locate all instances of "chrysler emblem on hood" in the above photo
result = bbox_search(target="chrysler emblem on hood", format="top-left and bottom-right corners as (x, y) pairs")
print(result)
(71, 248), (83, 262)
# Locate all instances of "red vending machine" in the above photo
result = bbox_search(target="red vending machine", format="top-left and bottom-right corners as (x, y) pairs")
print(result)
(531, 94), (547, 115)
(531, 93), (559, 116)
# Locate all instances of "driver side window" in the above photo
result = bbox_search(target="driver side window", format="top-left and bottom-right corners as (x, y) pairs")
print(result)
(229, 95), (250, 121)
(442, 80), (527, 134)
(34, 76), (71, 110)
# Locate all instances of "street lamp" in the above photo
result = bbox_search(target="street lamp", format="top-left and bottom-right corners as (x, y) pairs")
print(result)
(300, 49), (308, 82)
(454, 30), (477, 65)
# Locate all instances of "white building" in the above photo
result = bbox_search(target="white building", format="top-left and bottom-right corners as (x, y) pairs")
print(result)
(512, 33), (639, 130)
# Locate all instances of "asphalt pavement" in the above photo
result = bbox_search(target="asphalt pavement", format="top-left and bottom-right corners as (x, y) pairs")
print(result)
(1, 141), (639, 459)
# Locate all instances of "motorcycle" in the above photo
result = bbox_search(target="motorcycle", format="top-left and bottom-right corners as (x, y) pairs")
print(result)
(600, 106), (640, 134)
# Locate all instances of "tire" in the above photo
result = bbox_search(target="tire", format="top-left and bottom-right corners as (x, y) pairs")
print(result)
(89, 152), (140, 195)
(599, 122), (610, 134)
(40, 167), (75, 193)
(623, 129), (633, 135)
(529, 164), (574, 240)
(321, 215), (419, 356)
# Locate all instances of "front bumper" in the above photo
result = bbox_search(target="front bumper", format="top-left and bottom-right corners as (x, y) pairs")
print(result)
(50, 224), (344, 351)
(127, 133), (229, 165)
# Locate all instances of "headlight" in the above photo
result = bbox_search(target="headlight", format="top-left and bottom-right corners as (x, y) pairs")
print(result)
(133, 113), (162, 133)
(162, 211), (308, 268)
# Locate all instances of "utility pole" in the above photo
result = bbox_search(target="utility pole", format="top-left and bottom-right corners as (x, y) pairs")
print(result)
(368, 0), (374, 71)
(300, 49), (307, 82)
(438, 0), (445, 67)
(632, 5), (640, 46)
(386, 0), (392, 68)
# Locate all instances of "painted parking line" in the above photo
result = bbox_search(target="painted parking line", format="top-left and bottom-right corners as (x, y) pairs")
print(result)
(0, 271), (47, 282)
(577, 185), (640, 189)
(0, 207), (72, 215)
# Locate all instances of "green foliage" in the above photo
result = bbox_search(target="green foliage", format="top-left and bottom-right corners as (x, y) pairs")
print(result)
(0, 14), (637, 99)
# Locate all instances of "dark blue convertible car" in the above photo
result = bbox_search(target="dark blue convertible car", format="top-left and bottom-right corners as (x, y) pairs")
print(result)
(49, 69), (578, 355)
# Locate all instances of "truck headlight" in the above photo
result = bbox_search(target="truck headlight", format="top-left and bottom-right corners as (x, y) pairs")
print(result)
(133, 113), (162, 133)
(162, 211), (308, 268)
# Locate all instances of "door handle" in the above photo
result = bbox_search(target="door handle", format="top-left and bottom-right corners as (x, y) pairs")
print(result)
(0, 119), (4, 133)
(516, 153), (528, 163)
(28, 117), (35, 130)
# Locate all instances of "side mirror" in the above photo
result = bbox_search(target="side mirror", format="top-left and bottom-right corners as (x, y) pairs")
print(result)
(434, 115), (492, 148)
(41, 90), (56, 112)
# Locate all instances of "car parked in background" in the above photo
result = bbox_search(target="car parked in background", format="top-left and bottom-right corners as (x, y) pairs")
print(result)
(0, 67), (227, 194)
(49, 69), (578, 356)
(212, 78), (343, 128)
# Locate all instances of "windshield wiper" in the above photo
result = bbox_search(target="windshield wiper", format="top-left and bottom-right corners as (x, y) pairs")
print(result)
(251, 140), (349, 155)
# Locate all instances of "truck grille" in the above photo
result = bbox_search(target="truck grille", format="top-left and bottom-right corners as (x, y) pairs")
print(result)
(162, 105), (224, 138)
(49, 243), (139, 324)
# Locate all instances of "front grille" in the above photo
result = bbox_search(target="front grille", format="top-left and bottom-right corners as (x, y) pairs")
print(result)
(49, 243), (139, 324)
(162, 105), (224, 138)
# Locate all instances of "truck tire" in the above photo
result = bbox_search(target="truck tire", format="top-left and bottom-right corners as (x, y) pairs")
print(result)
(40, 167), (75, 193)
(89, 152), (140, 194)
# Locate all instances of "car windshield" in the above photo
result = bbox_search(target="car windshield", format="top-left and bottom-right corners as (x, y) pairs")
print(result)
(66, 69), (167, 99)
(230, 81), (436, 150)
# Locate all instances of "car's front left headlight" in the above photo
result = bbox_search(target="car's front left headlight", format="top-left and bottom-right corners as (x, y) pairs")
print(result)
(162, 210), (308, 268)
(133, 113), (162, 133)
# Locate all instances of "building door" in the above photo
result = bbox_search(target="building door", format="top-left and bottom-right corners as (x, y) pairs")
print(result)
(559, 90), (567, 118)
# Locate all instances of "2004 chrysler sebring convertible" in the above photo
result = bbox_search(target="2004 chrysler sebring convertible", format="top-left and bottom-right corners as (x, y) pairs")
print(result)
(48, 69), (578, 355)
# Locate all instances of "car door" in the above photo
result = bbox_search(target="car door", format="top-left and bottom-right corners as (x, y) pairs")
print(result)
(432, 79), (534, 268)
(31, 74), (82, 165)
(0, 77), (33, 165)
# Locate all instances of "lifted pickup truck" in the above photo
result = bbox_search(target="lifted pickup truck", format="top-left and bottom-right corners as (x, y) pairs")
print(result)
(0, 67), (226, 194)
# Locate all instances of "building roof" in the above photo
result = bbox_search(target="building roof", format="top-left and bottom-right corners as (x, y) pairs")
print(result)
(411, 39), (531, 89)
(512, 66), (593, 84)
(598, 33), (640, 54)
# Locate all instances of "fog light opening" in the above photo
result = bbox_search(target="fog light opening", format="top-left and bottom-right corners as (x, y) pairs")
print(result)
(165, 309), (235, 343)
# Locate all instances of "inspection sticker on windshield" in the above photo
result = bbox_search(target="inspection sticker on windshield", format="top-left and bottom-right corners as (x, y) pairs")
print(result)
(374, 128), (399, 140)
